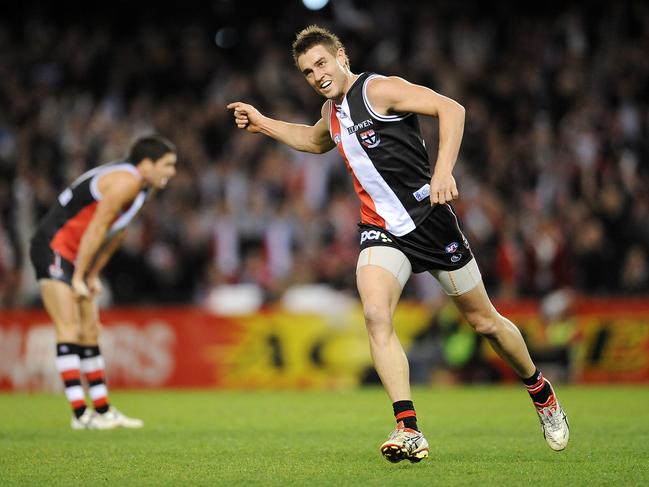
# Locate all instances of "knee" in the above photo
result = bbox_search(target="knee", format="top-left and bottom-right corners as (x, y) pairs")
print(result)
(363, 304), (392, 340)
(465, 310), (501, 337)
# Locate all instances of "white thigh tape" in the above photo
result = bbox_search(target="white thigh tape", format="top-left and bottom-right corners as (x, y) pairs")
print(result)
(356, 246), (412, 289)
(430, 258), (482, 296)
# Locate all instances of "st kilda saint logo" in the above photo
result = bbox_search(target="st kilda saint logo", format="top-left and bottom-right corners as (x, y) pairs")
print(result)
(359, 129), (380, 148)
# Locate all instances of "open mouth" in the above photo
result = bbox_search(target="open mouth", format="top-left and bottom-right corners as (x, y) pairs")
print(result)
(320, 80), (332, 89)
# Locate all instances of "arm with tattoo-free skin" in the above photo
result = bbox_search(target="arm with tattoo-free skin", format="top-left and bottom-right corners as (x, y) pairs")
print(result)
(84, 228), (127, 296)
(227, 101), (335, 154)
(365, 76), (465, 206)
(71, 172), (141, 299)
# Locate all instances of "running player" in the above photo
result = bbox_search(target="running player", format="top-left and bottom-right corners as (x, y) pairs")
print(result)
(29, 134), (177, 429)
(227, 25), (569, 461)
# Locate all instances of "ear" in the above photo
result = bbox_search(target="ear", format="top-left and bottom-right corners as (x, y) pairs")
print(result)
(337, 47), (349, 68)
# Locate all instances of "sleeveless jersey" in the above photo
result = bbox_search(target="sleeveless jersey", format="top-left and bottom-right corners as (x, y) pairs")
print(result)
(33, 161), (149, 262)
(329, 72), (434, 236)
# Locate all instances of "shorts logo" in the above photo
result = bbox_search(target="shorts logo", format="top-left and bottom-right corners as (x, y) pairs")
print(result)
(445, 242), (459, 254)
(451, 254), (462, 263)
(360, 230), (392, 244)
(48, 253), (64, 279)
(333, 134), (341, 145)
(462, 236), (470, 249)
(359, 129), (380, 148)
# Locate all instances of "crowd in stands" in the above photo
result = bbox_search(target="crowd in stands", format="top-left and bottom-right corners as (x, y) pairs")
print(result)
(1, 0), (648, 308)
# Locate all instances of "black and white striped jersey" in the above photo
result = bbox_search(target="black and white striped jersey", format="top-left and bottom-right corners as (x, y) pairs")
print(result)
(33, 161), (149, 262)
(328, 72), (434, 236)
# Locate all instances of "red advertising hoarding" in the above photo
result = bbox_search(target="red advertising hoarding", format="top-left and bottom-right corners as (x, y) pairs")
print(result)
(1, 298), (648, 391)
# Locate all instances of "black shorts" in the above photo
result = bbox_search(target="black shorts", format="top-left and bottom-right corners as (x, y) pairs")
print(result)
(29, 238), (74, 285)
(358, 203), (474, 273)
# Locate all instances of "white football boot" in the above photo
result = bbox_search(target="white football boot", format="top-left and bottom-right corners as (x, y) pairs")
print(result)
(98, 406), (144, 429)
(71, 408), (117, 430)
(380, 421), (429, 463)
(535, 391), (570, 451)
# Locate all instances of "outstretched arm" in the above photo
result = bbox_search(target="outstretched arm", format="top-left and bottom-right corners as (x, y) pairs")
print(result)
(366, 77), (465, 205)
(227, 101), (335, 154)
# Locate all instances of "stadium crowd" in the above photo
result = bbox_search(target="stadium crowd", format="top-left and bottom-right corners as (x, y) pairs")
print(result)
(1, 0), (648, 307)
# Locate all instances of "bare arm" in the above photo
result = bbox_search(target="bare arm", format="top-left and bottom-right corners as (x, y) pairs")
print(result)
(367, 77), (466, 205)
(84, 228), (127, 295)
(227, 101), (335, 154)
(72, 172), (141, 298)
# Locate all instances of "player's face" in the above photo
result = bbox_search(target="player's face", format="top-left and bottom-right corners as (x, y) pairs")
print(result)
(149, 153), (177, 189)
(297, 44), (349, 101)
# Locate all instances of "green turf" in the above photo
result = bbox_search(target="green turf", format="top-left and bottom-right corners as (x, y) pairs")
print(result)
(1, 386), (648, 486)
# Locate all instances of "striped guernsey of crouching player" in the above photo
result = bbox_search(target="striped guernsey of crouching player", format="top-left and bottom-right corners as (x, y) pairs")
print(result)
(227, 25), (569, 462)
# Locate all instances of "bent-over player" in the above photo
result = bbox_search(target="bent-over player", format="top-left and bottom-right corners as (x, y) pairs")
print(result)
(30, 134), (177, 429)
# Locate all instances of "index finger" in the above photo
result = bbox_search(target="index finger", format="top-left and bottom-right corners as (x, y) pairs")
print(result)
(226, 102), (241, 110)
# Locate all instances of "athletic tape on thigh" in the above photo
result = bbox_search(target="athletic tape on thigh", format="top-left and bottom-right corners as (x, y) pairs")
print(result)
(356, 246), (412, 289)
(431, 258), (482, 296)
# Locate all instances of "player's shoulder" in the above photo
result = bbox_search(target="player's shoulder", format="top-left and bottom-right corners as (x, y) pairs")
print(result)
(97, 165), (142, 198)
(366, 76), (420, 112)
(366, 75), (411, 95)
(100, 161), (140, 178)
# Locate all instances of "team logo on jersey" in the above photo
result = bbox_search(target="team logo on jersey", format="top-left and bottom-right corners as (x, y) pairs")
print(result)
(360, 230), (392, 245)
(359, 129), (380, 148)
(333, 134), (341, 145)
(445, 242), (459, 254)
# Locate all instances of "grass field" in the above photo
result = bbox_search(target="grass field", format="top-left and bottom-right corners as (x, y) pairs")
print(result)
(1, 386), (648, 486)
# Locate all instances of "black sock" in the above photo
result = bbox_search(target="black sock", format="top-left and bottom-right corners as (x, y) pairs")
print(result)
(393, 400), (419, 431)
(522, 369), (554, 405)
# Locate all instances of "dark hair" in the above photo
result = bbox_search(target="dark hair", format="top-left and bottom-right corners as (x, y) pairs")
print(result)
(292, 25), (346, 68)
(128, 134), (176, 164)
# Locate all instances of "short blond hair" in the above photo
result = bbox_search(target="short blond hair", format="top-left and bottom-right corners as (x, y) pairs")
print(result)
(291, 25), (346, 68)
